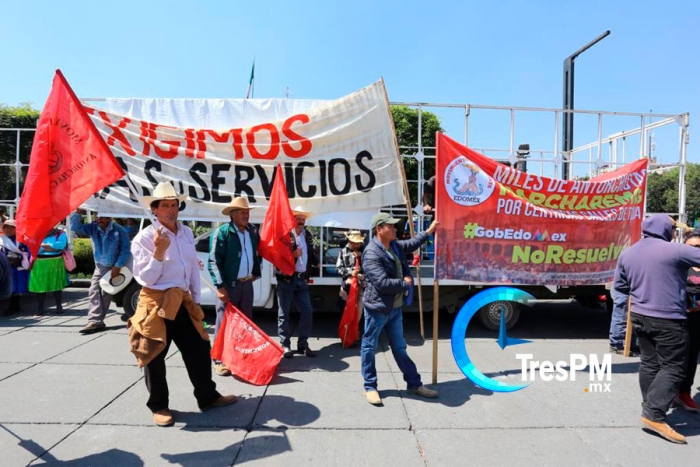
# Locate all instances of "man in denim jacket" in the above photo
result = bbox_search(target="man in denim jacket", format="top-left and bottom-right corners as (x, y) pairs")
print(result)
(70, 211), (131, 333)
(361, 212), (439, 406)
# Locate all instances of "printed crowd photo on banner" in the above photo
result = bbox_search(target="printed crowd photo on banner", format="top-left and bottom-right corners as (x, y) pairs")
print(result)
(435, 133), (648, 286)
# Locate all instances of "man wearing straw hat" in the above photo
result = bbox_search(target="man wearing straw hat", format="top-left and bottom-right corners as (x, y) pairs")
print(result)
(70, 210), (132, 334)
(276, 205), (318, 358)
(336, 230), (367, 334)
(613, 214), (700, 444)
(129, 182), (236, 427)
(208, 196), (261, 376)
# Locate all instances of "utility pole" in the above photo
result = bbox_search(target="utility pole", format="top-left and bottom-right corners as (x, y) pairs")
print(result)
(562, 30), (611, 180)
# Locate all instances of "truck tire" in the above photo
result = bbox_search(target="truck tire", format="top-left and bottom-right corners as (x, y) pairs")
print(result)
(122, 281), (142, 319)
(477, 301), (520, 331)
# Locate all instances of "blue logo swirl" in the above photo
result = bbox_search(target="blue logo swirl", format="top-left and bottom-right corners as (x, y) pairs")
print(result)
(451, 287), (535, 392)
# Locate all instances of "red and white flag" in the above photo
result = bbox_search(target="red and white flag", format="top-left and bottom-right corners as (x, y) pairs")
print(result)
(258, 164), (296, 275)
(210, 303), (284, 385)
(16, 70), (124, 260)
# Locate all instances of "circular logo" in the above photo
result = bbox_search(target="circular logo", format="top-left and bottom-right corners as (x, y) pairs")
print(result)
(49, 148), (63, 174)
(444, 156), (495, 206)
(451, 287), (534, 392)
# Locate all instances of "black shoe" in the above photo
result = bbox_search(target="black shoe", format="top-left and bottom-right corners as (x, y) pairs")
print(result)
(298, 347), (316, 358)
(283, 346), (293, 358)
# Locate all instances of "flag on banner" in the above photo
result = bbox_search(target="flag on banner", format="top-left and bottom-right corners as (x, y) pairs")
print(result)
(337, 277), (360, 348)
(16, 70), (124, 260)
(210, 303), (283, 385)
(246, 60), (255, 99)
(259, 164), (296, 275)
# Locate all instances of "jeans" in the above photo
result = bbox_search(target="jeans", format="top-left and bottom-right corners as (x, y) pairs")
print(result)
(631, 312), (689, 421)
(361, 306), (422, 391)
(277, 277), (313, 349)
(680, 312), (700, 393)
(609, 288), (637, 347)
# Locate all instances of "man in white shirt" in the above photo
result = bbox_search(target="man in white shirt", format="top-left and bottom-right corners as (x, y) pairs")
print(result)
(208, 197), (261, 376)
(130, 182), (236, 427)
(276, 206), (318, 358)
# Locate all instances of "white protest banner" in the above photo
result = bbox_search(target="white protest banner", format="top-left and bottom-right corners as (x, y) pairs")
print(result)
(80, 80), (405, 226)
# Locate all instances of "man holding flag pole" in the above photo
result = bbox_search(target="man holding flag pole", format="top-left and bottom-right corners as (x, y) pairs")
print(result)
(258, 165), (317, 359)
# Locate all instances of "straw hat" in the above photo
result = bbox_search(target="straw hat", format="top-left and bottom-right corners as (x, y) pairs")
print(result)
(345, 230), (365, 243)
(670, 216), (690, 231)
(141, 182), (188, 207)
(291, 206), (313, 218)
(99, 267), (133, 295)
(222, 197), (256, 216)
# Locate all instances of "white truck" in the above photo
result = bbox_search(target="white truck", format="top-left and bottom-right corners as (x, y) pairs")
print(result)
(1, 98), (690, 330)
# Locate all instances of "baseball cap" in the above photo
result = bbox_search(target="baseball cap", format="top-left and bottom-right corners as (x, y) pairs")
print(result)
(370, 213), (401, 230)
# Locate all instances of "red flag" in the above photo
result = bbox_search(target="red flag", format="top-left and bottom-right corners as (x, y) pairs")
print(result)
(211, 303), (284, 385)
(259, 164), (296, 275)
(16, 70), (124, 260)
(338, 277), (360, 348)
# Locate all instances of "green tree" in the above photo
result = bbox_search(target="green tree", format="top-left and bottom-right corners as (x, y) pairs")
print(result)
(0, 103), (40, 204)
(390, 106), (444, 207)
(645, 163), (700, 222)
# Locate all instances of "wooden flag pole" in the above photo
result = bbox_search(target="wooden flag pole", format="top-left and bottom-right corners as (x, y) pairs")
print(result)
(379, 78), (425, 340)
(432, 253), (440, 385)
(623, 295), (633, 357)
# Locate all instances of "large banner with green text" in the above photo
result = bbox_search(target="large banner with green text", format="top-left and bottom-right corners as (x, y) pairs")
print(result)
(435, 133), (648, 285)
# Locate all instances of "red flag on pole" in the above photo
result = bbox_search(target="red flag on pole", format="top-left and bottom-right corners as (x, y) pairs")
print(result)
(259, 164), (296, 275)
(338, 277), (360, 348)
(16, 70), (124, 260)
(210, 303), (284, 385)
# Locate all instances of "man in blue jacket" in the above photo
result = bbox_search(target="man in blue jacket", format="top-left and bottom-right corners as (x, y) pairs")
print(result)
(361, 212), (439, 406)
(614, 214), (700, 444)
(71, 211), (132, 333)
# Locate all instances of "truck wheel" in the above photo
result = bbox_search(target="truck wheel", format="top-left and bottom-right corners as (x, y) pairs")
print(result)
(122, 281), (142, 319)
(477, 301), (520, 331)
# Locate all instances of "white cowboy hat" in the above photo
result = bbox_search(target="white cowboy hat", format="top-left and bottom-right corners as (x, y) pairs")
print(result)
(222, 197), (256, 216)
(141, 182), (188, 208)
(344, 230), (365, 243)
(291, 206), (313, 218)
(99, 267), (133, 295)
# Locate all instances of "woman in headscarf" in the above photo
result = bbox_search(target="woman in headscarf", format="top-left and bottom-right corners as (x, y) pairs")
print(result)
(0, 219), (30, 314)
(28, 225), (69, 315)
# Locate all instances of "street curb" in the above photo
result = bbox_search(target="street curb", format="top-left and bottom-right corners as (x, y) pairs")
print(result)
(69, 279), (90, 288)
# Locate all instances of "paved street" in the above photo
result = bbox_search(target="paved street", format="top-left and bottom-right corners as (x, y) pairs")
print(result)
(1, 288), (700, 466)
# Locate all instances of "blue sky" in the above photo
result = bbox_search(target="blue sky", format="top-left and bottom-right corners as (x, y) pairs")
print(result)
(1, 0), (698, 175)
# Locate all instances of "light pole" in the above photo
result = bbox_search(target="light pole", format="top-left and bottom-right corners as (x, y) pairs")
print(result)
(562, 30), (611, 180)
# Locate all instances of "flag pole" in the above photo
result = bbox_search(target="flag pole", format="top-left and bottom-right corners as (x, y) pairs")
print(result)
(378, 78), (426, 340)
(432, 132), (442, 384)
(246, 58), (255, 99)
